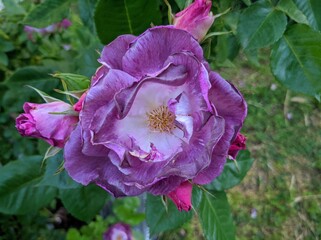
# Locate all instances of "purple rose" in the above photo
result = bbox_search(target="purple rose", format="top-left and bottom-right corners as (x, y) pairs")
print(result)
(64, 26), (247, 197)
(103, 223), (132, 240)
(173, 0), (214, 41)
(16, 101), (78, 148)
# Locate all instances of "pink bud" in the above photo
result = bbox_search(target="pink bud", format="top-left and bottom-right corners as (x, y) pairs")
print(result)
(173, 0), (214, 41)
(59, 19), (72, 29)
(167, 181), (193, 212)
(73, 91), (87, 112)
(16, 101), (78, 148)
(228, 133), (246, 159)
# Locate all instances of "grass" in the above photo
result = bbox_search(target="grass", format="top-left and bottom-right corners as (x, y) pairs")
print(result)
(220, 53), (321, 240)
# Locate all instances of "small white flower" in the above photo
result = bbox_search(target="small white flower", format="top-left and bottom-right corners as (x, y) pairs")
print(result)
(251, 208), (257, 219)
(270, 83), (277, 91)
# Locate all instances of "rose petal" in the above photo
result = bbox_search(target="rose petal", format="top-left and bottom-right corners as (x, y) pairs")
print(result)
(193, 72), (247, 184)
(99, 34), (136, 70)
(122, 26), (204, 78)
(64, 126), (145, 197)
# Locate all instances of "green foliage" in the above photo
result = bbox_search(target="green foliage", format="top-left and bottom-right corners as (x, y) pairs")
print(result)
(59, 185), (109, 222)
(77, 0), (98, 33)
(276, 0), (309, 25)
(206, 150), (254, 191)
(53, 72), (90, 91)
(113, 197), (145, 225)
(292, 0), (321, 31)
(197, 190), (235, 240)
(3, 66), (59, 110)
(0, 52), (8, 66)
(39, 153), (80, 189)
(66, 215), (118, 240)
(174, 0), (188, 10)
(23, 0), (72, 28)
(0, 156), (58, 214)
(94, 0), (162, 44)
(146, 194), (193, 235)
(237, 2), (287, 50)
(271, 24), (321, 96)
(2, 0), (26, 15)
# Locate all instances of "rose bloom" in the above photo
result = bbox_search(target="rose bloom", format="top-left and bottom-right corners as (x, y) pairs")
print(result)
(16, 101), (78, 148)
(103, 223), (132, 240)
(64, 26), (247, 197)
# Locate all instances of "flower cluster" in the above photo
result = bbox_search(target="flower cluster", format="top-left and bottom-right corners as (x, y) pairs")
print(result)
(16, 0), (247, 211)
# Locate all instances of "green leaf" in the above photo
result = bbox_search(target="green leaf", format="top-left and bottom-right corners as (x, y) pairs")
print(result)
(5, 66), (58, 89)
(113, 197), (145, 225)
(0, 156), (57, 214)
(0, 38), (14, 52)
(271, 24), (321, 96)
(39, 153), (80, 189)
(276, 0), (309, 25)
(27, 85), (61, 103)
(175, 0), (187, 10)
(43, 146), (61, 161)
(198, 190), (235, 240)
(2, 0), (26, 15)
(0, 52), (8, 66)
(23, 0), (72, 28)
(53, 73), (90, 91)
(292, 0), (321, 31)
(0, 29), (9, 40)
(237, 2), (287, 49)
(241, 0), (251, 6)
(146, 194), (192, 235)
(59, 185), (108, 222)
(3, 66), (59, 112)
(206, 150), (254, 191)
(78, 0), (98, 33)
(94, 0), (162, 44)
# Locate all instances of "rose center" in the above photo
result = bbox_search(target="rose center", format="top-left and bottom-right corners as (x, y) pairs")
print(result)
(147, 105), (175, 133)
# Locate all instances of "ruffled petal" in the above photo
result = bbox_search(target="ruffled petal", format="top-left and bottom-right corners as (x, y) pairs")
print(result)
(99, 34), (136, 70)
(193, 125), (234, 184)
(64, 126), (107, 186)
(64, 126), (145, 197)
(162, 114), (225, 179)
(122, 26), (203, 78)
(193, 72), (247, 184)
(80, 69), (138, 130)
(208, 71), (247, 138)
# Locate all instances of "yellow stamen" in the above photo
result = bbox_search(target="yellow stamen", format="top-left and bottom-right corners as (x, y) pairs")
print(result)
(147, 105), (175, 133)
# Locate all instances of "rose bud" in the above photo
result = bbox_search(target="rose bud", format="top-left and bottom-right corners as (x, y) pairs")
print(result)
(168, 181), (193, 212)
(228, 133), (247, 160)
(73, 91), (88, 112)
(173, 0), (214, 41)
(16, 101), (78, 148)
(103, 223), (132, 240)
